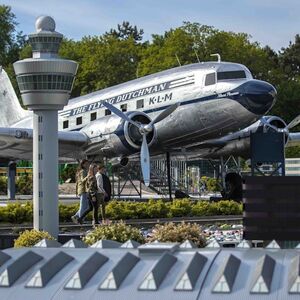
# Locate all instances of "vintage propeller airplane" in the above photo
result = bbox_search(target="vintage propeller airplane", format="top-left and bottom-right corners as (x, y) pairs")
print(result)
(0, 58), (299, 186)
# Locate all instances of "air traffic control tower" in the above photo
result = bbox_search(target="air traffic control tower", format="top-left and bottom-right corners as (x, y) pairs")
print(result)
(13, 16), (78, 237)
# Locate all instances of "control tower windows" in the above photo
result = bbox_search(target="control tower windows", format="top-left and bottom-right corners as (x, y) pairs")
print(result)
(16, 74), (74, 91)
(63, 120), (69, 129)
(30, 36), (62, 53)
(76, 116), (82, 125)
(105, 109), (111, 116)
(90, 112), (97, 121)
(121, 104), (127, 112)
(205, 73), (216, 86)
(136, 99), (144, 109)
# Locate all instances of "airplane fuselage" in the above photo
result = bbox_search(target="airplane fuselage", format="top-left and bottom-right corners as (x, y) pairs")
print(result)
(13, 61), (276, 160)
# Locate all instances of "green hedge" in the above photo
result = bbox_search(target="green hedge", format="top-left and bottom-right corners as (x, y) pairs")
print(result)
(0, 175), (33, 195)
(0, 177), (7, 195)
(201, 176), (221, 192)
(0, 199), (242, 224)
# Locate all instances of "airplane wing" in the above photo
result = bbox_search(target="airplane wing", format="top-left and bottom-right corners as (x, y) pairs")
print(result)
(182, 117), (300, 160)
(0, 127), (88, 162)
(195, 139), (227, 149)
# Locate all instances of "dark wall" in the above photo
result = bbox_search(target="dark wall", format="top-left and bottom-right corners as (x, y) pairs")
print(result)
(243, 176), (300, 240)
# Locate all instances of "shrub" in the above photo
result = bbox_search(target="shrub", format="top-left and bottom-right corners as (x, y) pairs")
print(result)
(16, 174), (33, 195)
(0, 199), (242, 224)
(14, 229), (55, 248)
(82, 221), (145, 245)
(215, 200), (243, 215)
(106, 201), (135, 220)
(0, 176), (7, 194)
(206, 201), (221, 215)
(134, 202), (149, 219)
(191, 201), (212, 216)
(201, 176), (221, 192)
(106, 199), (169, 219)
(59, 203), (79, 222)
(145, 199), (169, 218)
(219, 223), (232, 230)
(148, 222), (206, 248)
(2, 202), (33, 223)
(60, 164), (77, 183)
(169, 199), (192, 217)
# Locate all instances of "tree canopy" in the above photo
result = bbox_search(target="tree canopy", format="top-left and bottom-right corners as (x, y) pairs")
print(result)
(104, 21), (144, 42)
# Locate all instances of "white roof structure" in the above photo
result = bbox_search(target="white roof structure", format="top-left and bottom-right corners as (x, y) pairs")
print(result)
(0, 239), (299, 299)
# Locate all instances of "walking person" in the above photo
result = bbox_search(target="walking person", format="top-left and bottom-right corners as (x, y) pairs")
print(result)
(78, 164), (100, 226)
(96, 163), (112, 224)
(71, 159), (89, 224)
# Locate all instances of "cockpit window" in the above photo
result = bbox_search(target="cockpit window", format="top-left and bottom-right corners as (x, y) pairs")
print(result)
(217, 70), (246, 80)
(205, 73), (216, 86)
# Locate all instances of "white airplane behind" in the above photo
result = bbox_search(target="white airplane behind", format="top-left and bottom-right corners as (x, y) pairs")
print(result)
(0, 60), (298, 185)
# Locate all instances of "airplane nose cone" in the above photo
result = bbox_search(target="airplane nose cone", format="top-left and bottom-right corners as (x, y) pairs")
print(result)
(237, 80), (277, 115)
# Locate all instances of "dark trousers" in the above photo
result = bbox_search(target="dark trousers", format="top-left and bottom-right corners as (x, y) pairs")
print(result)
(79, 193), (105, 223)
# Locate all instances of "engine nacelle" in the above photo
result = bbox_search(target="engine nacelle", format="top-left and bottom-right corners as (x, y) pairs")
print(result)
(109, 156), (129, 167)
(259, 115), (287, 131)
(81, 111), (156, 158)
(200, 115), (289, 159)
(257, 115), (288, 144)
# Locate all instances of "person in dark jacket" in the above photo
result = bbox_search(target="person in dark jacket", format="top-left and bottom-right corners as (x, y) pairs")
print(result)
(96, 164), (112, 223)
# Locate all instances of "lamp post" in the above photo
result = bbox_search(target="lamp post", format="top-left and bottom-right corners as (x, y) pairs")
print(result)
(14, 16), (78, 237)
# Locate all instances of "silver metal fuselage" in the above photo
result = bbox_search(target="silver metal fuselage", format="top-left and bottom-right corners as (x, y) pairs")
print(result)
(14, 62), (276, 160)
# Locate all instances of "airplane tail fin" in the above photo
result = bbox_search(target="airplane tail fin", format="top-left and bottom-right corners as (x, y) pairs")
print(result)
(0, 67), (29, 127)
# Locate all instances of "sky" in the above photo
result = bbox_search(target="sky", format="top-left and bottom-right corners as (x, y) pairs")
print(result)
(3, 0), (300, 51)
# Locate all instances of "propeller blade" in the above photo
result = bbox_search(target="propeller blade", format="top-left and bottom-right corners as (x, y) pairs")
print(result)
(149, 103), (180, 126)
(140, 134), (150, 186)
(260, 118), (278, 132)
(102, 101), (140, 128)
(287, 114), (300, 129)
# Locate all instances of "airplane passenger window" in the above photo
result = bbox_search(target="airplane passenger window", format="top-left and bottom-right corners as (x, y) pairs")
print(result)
(76, 116), (82, 125)
(217, 70), (246, 80)
(63, 120), (69, 129)
(90, 112), (97, 121)
(205, 73), (216, 86)
(121, 104), (127, 112)
(105, 109), (111, 116)
(137, 99), (144, 109)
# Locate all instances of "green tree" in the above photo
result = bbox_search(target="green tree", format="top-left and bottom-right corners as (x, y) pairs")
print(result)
(181, 22), (279, 82)
(0, 5), (27, 100)
(279, 34), (300, 79)
(105, 21), (144, 42)
(0, 5), (27, 65)
(138, 22), (278, 82)
(59, 35), (143, 97)
(286, 146), (300, 158)
(138, 28), (195, 76)
(271, 80), (300, 122)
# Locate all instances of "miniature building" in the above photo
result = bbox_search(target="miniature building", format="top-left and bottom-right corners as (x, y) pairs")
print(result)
(0, 239), (299, 299)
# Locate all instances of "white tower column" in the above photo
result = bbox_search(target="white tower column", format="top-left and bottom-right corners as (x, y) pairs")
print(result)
(14, 16), (78, 238)
(33, 111), (59, 236)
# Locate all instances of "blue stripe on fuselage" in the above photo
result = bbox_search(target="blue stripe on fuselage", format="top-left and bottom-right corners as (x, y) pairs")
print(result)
(70, 81), (275, 131)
